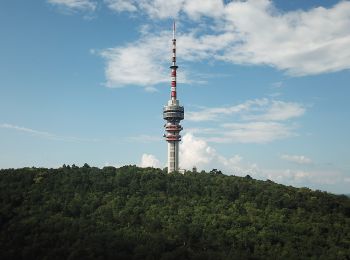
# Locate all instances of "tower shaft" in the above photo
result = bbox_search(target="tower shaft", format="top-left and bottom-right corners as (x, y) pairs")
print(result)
(168, 142), (179, 173)
(163, 21), (184, 173)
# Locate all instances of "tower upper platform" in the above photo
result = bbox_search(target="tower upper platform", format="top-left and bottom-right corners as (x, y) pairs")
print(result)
(163, 100), (184, 121)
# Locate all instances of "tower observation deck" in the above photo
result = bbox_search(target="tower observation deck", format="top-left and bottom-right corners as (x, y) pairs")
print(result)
(163, 21), (184, 173)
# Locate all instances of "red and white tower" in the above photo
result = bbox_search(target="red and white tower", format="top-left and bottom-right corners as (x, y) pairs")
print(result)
(163, 21), (184, 173)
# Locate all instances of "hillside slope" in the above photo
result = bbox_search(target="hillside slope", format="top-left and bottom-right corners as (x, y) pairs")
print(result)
(0, 165), (349, 259)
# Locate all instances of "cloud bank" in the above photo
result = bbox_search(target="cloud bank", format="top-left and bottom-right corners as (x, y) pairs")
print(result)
(94, 0), (350, 88)
(186, 98), (305, 144)
(180, 132), (258, 176)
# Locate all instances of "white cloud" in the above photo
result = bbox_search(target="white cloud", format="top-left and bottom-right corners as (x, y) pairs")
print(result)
(104, 0), (137, 12)
(0, 123), (98, 142)
(103, 0), (225, 19)
(47, 0), (97, 12)
(281, 154), (312, 165)
(176, 32), (236, 62)
(180, 132), (257, 174)
(179, 133), (216, 169)
(100, 33), (169, 88)
(271, 81), (283, 89)
(217, 121), (295, 143)
(99, 0), (350, 84)
(294, 170), (311, 182)
(185, 98), (304, 144)
(187, 99), (305, 122)
(103, 162), (121, 168)
(0, 123), (55, 138)
(186, 98), (268, 122)
(268, 101), (306, 121)
(138, 0), (185, 19)
(99, 30), (208, 88)
(140, 153), (161, 168)
(220, 0), (350, 76)
(263, 168), (345, 187)
(183, 0), (224, 20)
(244, 100), (306, 121)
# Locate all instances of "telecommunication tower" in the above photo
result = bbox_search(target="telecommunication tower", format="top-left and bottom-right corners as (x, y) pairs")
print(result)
(163, 22), (184, 173)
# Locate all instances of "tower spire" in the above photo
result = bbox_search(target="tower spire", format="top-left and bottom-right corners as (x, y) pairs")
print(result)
(173, 20), (175, 40)
(163, 21), (184, 173)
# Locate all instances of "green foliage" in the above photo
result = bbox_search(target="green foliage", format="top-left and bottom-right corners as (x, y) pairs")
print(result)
(0, 165), (349, 259)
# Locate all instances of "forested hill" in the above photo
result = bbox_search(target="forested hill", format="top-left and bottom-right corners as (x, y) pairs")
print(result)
(1, 165), (349, 259)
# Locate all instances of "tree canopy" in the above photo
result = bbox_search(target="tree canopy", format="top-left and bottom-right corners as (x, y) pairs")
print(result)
(0, 165), (349, 259)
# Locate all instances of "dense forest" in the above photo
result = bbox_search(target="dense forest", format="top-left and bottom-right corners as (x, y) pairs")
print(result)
(0, 165), (349, 259)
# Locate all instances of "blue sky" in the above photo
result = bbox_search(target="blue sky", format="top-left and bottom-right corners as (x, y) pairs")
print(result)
(0, 0), (349, 194)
